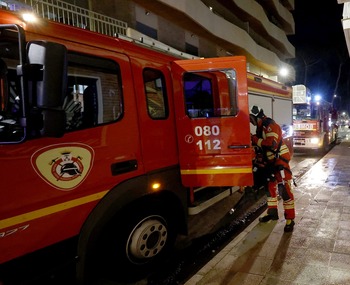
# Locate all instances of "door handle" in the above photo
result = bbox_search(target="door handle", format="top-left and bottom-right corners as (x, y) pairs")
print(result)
(111, 159), (138, 176)
(228, 145), (250, 149)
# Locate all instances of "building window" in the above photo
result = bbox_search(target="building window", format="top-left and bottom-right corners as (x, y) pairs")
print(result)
(136, 21), (158, 39)
(185, 42), (198, 56)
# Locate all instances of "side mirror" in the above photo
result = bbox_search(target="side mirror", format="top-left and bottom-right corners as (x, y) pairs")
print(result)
(27, 41), (67, 137)
(28, 41), (67, 108)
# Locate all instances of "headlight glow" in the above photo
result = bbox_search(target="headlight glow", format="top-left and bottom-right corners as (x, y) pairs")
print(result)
(288, 125), (294, 137)
(310, 137), (319, 144)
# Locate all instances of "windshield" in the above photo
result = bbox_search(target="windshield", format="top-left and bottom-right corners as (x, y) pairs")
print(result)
(293, 103), (318, 120)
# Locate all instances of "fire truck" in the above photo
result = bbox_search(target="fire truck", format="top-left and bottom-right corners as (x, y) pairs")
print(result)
(0, 8), (292, 284)
(292, 84), (338, 152)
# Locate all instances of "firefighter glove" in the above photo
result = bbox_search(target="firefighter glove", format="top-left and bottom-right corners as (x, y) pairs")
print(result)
(251, 134), (259, 145)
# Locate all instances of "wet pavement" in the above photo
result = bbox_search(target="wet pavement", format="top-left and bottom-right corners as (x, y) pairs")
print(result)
(184, 141), (350, 285)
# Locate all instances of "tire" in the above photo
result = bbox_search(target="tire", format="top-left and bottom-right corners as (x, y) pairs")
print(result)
(90, 199), (177, 283)
(320, 135), (330, 154)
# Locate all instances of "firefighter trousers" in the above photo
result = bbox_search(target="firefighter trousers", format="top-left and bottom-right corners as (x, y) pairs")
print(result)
(266, 179), (295, 220)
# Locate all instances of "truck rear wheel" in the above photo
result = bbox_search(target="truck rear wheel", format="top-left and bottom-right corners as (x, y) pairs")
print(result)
(86, 200), (177, 283)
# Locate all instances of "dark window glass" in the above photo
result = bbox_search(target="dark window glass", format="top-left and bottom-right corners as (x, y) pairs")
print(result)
(0, 59), (24, 143)
(185, 42), (198, 56)
(64, 53), (123, 131)
(136, 22), (158, 39)
(143, 68), (168, 119)
(183, 69), (238, 118)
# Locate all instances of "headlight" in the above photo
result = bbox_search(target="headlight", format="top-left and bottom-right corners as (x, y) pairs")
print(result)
(310, 137), (319, 144)
(288, 125), (294, 137)
(282, 124), (293, 138)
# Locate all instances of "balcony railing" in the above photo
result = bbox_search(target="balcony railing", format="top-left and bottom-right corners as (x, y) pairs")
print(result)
(1, 0), (199, 59)
(2, 0), (128, 37)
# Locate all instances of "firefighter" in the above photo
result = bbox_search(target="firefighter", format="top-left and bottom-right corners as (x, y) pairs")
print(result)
(249, 105), (295, 232)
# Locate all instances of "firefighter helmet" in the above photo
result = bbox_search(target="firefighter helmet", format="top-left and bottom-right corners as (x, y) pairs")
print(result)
(250, 105), (264, 118)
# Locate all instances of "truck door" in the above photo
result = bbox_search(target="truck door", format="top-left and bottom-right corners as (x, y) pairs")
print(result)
(171, 56), (253, 187)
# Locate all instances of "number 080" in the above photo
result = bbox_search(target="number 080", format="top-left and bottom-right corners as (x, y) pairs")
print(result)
(194, 125), (220, 136)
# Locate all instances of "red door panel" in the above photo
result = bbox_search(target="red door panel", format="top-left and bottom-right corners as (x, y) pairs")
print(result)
(171, 56), (253, 187)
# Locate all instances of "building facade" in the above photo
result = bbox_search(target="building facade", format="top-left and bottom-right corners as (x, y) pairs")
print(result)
(88, 0), (295, 82)
(3, 0), (296, 82)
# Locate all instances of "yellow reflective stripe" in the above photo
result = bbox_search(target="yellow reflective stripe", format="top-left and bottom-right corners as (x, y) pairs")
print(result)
(181, 167), (252, 175)
(280, 146), (289, 155)
(284, 204), (295, 210)
(263, 143), (289, 159)
(266, 151), (274, 158)
(267, 199), (278, 206)
(283, 200), (294, 206)
(266, 132), (278, 139)
(280, 145), (289, 151)
(0, 190), (109, 230)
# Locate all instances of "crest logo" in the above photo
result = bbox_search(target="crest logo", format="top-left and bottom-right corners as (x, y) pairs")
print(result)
(31, 143), (94, 191)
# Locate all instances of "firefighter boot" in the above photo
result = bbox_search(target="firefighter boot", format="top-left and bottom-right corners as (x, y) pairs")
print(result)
(259, 208), (278, 222)
(284, 219), (295, 232)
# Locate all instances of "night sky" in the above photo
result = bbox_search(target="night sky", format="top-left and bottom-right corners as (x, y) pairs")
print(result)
(288, 0), (349, 111)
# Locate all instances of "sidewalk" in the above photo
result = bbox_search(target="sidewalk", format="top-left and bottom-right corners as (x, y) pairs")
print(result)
(185, 141), (350, 285)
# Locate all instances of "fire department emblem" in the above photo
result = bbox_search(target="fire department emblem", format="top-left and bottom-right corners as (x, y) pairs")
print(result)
(50, 151), (84, 181)
(31, 143), (94, 191)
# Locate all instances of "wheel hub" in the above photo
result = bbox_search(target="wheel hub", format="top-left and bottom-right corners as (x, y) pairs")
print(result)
(128, 216), (168, 261)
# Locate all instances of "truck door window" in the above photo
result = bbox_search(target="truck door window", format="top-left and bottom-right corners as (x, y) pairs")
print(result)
(64, 53), (122, 131)
(0, 59), (24, 143)
(183, 69), (238, 118)
(143, 68), (168, 119)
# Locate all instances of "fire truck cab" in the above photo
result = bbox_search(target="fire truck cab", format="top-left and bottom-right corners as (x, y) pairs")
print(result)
(292, 84), (338, 152)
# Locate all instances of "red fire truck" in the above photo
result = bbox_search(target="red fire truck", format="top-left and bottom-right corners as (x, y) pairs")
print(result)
(292, 84), (338, 152)
(0, 8), (291, 284)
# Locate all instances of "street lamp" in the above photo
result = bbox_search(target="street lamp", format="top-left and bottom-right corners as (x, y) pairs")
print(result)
(314, 94), (321, 102)
(332, 94), (341, 110)
(278, 67), (290, 84)
(279, 67), (289, 77)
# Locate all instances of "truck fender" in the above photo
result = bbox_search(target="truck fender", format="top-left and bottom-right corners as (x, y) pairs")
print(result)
(76, 167), (187, 284)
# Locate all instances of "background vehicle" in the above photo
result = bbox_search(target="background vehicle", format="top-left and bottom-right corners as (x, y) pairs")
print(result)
(292, 84), (338, 152)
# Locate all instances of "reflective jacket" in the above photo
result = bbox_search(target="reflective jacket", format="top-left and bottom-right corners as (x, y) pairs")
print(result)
(256, 116), (291, 164)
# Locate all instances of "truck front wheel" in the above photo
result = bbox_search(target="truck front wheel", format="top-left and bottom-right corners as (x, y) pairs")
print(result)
(87, 200), (177, 283)
(126, 214), (169, 263)
(320, 135), (330, 153)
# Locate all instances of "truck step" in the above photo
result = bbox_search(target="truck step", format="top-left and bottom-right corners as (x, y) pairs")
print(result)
(188, 186), (240, 215)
